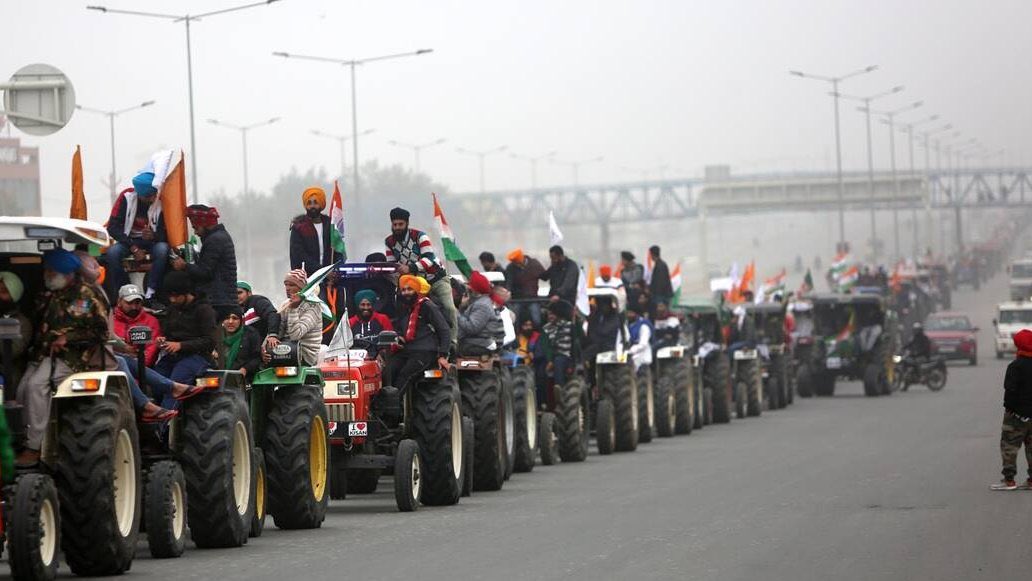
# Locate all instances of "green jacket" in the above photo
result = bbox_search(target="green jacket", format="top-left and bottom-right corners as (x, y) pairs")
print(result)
(31, 281), (111, 372)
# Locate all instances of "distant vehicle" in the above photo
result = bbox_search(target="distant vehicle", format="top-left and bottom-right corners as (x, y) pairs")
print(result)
(1008, 258), (1032, 301)
(993, 301), (1032, 358)
(924, 312), (979, 366)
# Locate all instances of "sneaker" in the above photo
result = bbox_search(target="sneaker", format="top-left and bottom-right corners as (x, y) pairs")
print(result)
(990, 479), (1018, 491)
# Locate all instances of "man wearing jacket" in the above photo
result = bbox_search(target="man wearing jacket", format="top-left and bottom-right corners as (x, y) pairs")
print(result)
(993, 329), (1032, 490)
(105, 170), (169, 302)
(457, 272), (504, 355)
(387, 275), (450, 393)
(504, 248), (546, 326)
(112, 284), (162, 367)
(237, 281), (281, 343)
(539, 245), (579, 305)
(221, 307), (263, 380)
(648, 245), (673, 316)
(153, 271), (217, 408)
(290, 187), (339, 276)
(171, 204), (238, 320)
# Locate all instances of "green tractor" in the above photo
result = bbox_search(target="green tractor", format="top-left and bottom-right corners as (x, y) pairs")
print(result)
(805, 293), (899, 397)
(676, 295), (732, 425)
(744, 302), (791, 410)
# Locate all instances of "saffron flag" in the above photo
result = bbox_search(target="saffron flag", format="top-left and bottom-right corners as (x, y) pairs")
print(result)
(329, 181), (347, 260)
(740, 261), (756, 293)
(160, 152), (189, 248)
(70, 146), (87, 220)
(432, 193), (473, 277)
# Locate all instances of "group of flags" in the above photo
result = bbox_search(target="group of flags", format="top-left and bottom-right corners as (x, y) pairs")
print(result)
(829, 252), (859, 292)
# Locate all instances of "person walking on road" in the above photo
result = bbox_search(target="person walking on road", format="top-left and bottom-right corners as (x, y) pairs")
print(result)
(992, 329), (1032, 490)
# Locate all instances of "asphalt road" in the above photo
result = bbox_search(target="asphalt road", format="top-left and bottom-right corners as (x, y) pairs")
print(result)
(12, 272), (1031, 581)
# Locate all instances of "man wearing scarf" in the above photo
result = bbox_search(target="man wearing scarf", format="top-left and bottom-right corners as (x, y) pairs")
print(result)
(105, 169), (169, 302)
(348, 289), (394, 356)
(290, 187), (339, 276)
(385, 275), (450, 393)
(993, 329), (1032, 490)
(221, 306), (263, 380)
(171, 204), (238, 320)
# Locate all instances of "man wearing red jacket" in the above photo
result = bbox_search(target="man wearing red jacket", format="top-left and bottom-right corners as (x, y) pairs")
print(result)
(112, 284), (162, 366)
(349, 289), (393, 356)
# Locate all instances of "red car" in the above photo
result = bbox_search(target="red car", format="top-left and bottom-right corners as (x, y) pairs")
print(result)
(924, 312), (979, 365)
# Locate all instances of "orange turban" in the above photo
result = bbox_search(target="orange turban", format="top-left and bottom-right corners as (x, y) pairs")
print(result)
(599, 264), (613, 278)
(399, 274), (423, 293)
(507, 248), (524, 263)
(417, 277), (431, 296)
(301, 187), (326, 210)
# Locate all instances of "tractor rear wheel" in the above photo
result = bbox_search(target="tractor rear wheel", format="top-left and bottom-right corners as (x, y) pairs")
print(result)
(637, 367), (655, 443)
(744, 360), (762, 417)
(410, 381), (463, 505)
(674, 360), (694, 435)
(329, 447), (348, 500)
(600, 364), (638, 452)
(557, 377), (589, 462)
(595, 399), (616, 455)
(8, 473), (60, 580)
(796, 363), (814, 398)
(461, 416), (474, 497)
(263, 387), (329, 529)
(538, 412), (559, 465)
(655, 364), (676, 438)
(511, 367), (539, 473)
(250, 449), (267, 538)
(706, 356), (732, 424)
(460, 371), (509, 491)
(178, 390), (254, 547)
(55, 394), (140, 576)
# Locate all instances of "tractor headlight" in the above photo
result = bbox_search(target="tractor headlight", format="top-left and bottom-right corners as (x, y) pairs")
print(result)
(275, 367), (299, 378)
(70, 378), (100, 392)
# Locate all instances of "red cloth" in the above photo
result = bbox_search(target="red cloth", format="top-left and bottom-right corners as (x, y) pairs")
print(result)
(1015, 329), (1032, 358)
(469, 271), (492, 295)
(113, 307), (162, 366)
(347, 312), (394, 333)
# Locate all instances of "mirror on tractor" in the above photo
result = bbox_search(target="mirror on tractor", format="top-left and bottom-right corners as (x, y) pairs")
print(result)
(376, 330), (400, 347)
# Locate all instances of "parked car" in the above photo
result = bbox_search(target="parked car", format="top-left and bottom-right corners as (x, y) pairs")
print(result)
(994, 302), (1032, 358)
(924, 312), (979, 366)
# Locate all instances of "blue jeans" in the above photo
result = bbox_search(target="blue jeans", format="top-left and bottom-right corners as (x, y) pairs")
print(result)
(107, 239), (169, 293)
(552, 354), (571, 387)
(153, 354), (208, 409)
(115, 354), (176, 410)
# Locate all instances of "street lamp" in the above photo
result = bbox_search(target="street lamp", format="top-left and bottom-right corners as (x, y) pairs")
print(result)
(871, 100), (923, 260)
(898, 114), (939, 256)
(790, 64), (879, 248)
(839, 85), (904, 261)
(207, 116), (280, 278)
(455, 145), (508, 194)
(88, 1), (282, 203)
(920, 123), (952, 253)
(76, 100), (156, 203)
(313, 128), (376, 180)
(550, 156), (603, 187)
(387, 138), (446, 173)
(273, 48), (434, 204)
(510, 151), (556, 189)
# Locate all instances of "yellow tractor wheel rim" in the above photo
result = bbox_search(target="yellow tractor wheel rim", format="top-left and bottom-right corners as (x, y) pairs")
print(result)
(309, 415), (327, 502)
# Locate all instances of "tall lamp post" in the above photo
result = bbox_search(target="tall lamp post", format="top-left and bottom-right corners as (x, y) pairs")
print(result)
(871, 100), (923, 260)
(313, 128), (376, 181)
(273, 48), (434, 204)
(88, 1), (283, 203)
(839, 85), (903, 261)
(76, 100), (156, 203)
(387, 138), (446, 173)
(510, 151), (556, 189)
(550, 156), (603, 188)
(790, 65), (879, 248)
(456, 145), (508, 194)
(208, 116), (280, 277)
(920, 123), (952, 253)
(899, 114), (939, 256)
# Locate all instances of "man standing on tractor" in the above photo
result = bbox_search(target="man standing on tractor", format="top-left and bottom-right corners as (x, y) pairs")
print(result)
(541, 303), (574, 403)
(290, 187), (340, 276)
(540, 245), (579, 305)
(153, 271), (218, 408)
(648, 245), (673, 316)
(652, 301), (681, 350)
(479, 252), (505, 276)
(264, 269), (323, 367)
(349, 289), (394, 356)
(385, 207), (458, 346)
(627, 305), (654, 370)
(170, 204), (238, 321)
(504, 248), (546, 326)
(596, 264), (627, 309)
(105, 169), (169, 303)
(237, 280), (281, 344)
(386, 275), (450, 393)
(584, 294), (623, 367)
(457, 272), (504, 355)
(15, 249), (113, 466)
(112, 284), (162, 367)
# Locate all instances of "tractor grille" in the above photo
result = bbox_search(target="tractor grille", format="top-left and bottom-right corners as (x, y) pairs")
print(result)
(327, 403), (355, 423)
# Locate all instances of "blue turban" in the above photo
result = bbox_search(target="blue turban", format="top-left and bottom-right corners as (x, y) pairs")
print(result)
(43, 248), (82, 274)
(354, 289), (378, 305)
(132, 171), (157, 197)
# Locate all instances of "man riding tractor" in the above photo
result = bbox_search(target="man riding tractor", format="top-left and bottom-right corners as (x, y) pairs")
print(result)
(809, 292), (899, 397)
(676, 295), (732, 425)
(585, 288), (635, 454)
(745, 301), (791, 410)
(627, 305), (656, 443)
(652, 301), (694, 436)
(729, 305), (762, 418)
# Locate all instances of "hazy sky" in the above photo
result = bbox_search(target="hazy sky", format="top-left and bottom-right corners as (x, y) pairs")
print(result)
(5, 0), (1032, 217)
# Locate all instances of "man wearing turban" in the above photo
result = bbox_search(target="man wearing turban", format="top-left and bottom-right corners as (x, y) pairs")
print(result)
(290, 186), (339, 277)
(503, 247), (546, 326)
(386, 275), (450, 393)
(105, 167), (170, 304)
(348, 289), (394, 356)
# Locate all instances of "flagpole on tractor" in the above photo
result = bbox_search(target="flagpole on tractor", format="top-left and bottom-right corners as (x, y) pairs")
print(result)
(76, 100), (156, 204)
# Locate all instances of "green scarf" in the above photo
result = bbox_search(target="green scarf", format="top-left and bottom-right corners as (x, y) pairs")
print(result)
(223, 327), (245, 369)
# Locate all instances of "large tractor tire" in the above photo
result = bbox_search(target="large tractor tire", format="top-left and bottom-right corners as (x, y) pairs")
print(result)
(600, 363), (638, 452)
(705, 355), (732, 424)
(693, 370), (705, 430)
(654, 364), (676, 438)
(703, 388), (714, 425)
(460, 371), (510, 492)
(511, 366), (539, 473)
(863, 364), (881, 397)
(410, 381), (463, 506)
(814, 371), (836, 397)
(346, 469), (381, 494)
(796, 363), (814, 398)
(673, 360), (694, 435)
(250, 449), (267, 538)
(461, 416), (474, 497)
(595, 399), (616, 455)
(329, 447), (348, 500)
(743, 360), (762, 417)
(558, 377), (589, 462)
(502, 376), (516, 481)
(734, 372), (747, 419)
(538, 412), (559, 465)
(178, 391), (254, 547)
(144, 460), (187, 559)
(784, 359), (795, 405)
(55, 395), (141, 576)
(8, 473), (60, 581)
(637, 366), (655, 444)
(263, 387), (329, 530)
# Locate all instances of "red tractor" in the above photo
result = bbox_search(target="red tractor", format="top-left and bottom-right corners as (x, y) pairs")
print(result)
(320, 263), (472, 510)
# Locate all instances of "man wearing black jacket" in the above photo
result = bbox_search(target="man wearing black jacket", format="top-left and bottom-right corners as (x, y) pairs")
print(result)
(237, 281), (281, 344)
(290, 187), (339, 276)
(386, 275), (450, 394)
(993, 329), (1032, 490)
(105, 171), (169, 302)
(539, 245), (579, 305)
(584, 295), (624, 372)
(171, 205), (238, 320)
(648, 245), (673, 315)
(153, 271), (217, 409)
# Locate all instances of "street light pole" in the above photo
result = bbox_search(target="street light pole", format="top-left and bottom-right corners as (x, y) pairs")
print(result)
(920, 123), (952, 254)
(899, 114), (939, 256)
(510, 151), (556, 189)
(456, 145), (508, 194)
(790, 65), (879, 248)
(551, 156), (603, 188)
(273, 48), (434, 204)
(313, 128), (376, 181)
(88, 1), (281, 204)
(76, 100), (156, 203)
(871, 101), (923, 260)
(387, 138), (446, 173)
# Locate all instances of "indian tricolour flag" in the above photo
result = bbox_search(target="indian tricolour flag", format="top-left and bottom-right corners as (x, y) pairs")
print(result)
(329, 181), (347, 261)
(829, 252), (850, 278)
(670, 263), (683, 307)
(837, 265), (860, 291)
(299, 262), (335, 322)
(432, 192), (473, 277)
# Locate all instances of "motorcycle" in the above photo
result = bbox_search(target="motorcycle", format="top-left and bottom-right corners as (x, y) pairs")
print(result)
(892, 352), (948, 392)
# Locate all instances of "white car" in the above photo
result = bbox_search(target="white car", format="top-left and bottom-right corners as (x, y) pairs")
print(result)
(1008, 258), (1032, 302)
(993, 301), (1032, 358)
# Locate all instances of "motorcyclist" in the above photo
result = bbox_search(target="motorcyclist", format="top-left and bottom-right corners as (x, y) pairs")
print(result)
(905, 322), (932, 359)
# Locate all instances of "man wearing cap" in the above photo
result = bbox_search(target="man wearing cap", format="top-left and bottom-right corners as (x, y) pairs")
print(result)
(290, 187), (339, 276)
(349, 289), (394, 357)
(595, 263), (628, 310)
(113, 284), (162, 367)
(153, 271), (218, 406)
(237, 281), (281, 344)
(263, 269), (323, 367)
(170, 204), (238, 320)
(504, 248), (546, 326)
(992, 329), (1032, 490)
(385, 207), (458, 345)
(105, 169), (170, 302)
(16, 249), (114, 466)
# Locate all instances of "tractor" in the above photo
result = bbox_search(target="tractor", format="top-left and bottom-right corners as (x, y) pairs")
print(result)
(675, 295), (731, 425)
(651, 305), (694, 437)
(586, 288), (638, 453)
(806, 293), (899, 397)
(745, 302), (791, 410)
